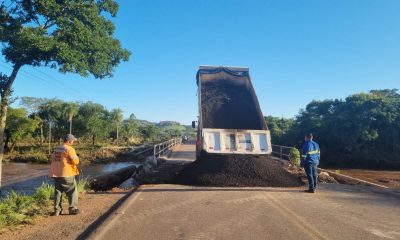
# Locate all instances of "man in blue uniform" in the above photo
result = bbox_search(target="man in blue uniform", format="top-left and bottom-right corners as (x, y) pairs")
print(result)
(301, 133), (320, 193)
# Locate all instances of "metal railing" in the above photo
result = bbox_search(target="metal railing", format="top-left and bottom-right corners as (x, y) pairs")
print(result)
(271, 144), (293, 160)
(153, 138), (182, 158)
(100, 146), (138, 158)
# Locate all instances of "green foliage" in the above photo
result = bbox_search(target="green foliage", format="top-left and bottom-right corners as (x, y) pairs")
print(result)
(121, 114), (139, 142)
(268, 89), (400, 169)
(0, 179), (87, 230)
(32, 183), (54, 205)
(110, 108), (123, 139)
(64, 102), (78, 123)
(5, 108), (40, 149)
(14, 97), (189, 147)
(75, 101), (110, 145)
(265, 116), (294, 145)
(0, 0), (130, 77)
(0, 0), (130, 163)
(288, 148), (301, 167)
(76, 178), (88, 194)
(37, 98), (68, 139)
(0, 184), (52, 229)
(139, 124), (161, 142)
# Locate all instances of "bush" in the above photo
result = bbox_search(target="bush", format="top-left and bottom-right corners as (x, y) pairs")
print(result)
(0, 178), (89, 230)
(289, 147), (301, 167)
(33, 183), (54, 205)
(0, 191), (41, 229)
(76, 177), (88, 194)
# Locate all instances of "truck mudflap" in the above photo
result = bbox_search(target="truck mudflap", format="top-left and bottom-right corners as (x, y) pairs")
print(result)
(202, 128), (272, 155)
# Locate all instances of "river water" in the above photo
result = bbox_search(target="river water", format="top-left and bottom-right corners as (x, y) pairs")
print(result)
(0, 162), (141, 197)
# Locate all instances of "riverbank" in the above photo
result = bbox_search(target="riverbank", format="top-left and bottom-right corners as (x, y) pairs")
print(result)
(1, 142), (154, 165)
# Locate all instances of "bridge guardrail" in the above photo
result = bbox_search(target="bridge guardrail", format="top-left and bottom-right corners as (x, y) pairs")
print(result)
(153, 138), (182, 158)
(271, 144), (294, 160)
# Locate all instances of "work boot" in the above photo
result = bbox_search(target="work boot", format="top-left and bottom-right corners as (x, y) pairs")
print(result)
(52, 210), (62, 216)
(69, 208), (81, 215)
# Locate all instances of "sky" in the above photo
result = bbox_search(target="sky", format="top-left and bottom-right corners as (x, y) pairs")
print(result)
(2, 0), (400, 124)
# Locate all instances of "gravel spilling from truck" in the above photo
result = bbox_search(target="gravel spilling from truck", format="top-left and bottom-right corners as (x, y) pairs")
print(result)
(172, 152), (303, 187)
(200, 72), (266, 130)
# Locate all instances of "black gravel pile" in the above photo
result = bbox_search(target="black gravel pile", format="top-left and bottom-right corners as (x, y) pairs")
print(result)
(201, 81), (265, 130)
(171, 152), (303, 187)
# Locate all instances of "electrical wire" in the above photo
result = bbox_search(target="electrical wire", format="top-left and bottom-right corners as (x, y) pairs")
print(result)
(0, 60), (92, 100)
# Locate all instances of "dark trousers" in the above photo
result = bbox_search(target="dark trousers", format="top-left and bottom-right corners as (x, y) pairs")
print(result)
(53, 176), (78, 212)
(304, 162), (318, 190)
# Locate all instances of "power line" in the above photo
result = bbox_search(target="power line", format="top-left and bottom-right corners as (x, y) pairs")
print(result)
(0, 60), (91, 100)
(33, 66), (92, 99)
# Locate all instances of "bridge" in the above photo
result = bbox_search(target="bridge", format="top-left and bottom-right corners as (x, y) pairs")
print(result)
(84, 141), (400, 240)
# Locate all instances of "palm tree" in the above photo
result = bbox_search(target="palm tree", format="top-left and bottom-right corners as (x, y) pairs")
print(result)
(64, 103), (78, 134)
(111, 108), (124, 140)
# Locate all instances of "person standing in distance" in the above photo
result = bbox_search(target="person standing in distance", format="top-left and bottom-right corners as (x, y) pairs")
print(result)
(49, 134), (80, 215)
(301, 133), (320, 193)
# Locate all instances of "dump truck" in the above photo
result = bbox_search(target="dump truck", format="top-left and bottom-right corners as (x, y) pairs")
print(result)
(193, 66), (272, 158)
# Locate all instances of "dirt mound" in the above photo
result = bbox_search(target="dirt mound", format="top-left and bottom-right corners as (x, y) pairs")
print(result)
(171, 152), (303, 187)
(201, 80), (265, 130)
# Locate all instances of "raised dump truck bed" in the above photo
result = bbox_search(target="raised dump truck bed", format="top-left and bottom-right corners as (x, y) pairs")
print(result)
(195, 66), (272, 156)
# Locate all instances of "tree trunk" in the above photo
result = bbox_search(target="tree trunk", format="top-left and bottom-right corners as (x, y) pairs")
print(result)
(4, 133), (10, 153)
(0, 63), (21, 190)
(48, 121), (52, 155)
(9, 141), (16, 153)
(40, 123), (44, 145)
(116, 125), (119, 141)
(92, 133), (96, 146)
(69, 118), (73, 134)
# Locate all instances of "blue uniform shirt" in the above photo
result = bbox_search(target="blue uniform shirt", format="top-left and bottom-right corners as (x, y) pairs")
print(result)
(301, 140), (320, 166)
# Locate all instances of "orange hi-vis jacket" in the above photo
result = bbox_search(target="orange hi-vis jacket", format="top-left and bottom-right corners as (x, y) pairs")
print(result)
(49, 144), (80, 177)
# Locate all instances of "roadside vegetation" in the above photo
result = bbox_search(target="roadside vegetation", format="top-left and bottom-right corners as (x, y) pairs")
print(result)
(0, 179), (88, 230)
(266, 89), (400, 169)
(4, 97), (194, 164)
(288, 148), (300, 167)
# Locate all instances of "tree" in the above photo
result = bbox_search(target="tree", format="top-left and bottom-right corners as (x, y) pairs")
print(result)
(0, 0), (130, 189)
(20, 97), (48, 144)
(139, 124), (160, 143)
(63, 102), (78, 134)
(122, 113), (139, 142)
(265, 116), (294, 145)
(5, 108), (40, 152)
(110, 108), (123, 140)
(37, 98), (65, 140)
(273, 89), (400, 169)
(75, 102), (110, 145)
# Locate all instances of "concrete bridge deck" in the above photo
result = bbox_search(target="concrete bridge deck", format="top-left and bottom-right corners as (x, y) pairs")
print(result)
(87, 142), (400, 240)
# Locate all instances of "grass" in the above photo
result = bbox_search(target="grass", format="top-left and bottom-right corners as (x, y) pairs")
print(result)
(0, 178), (88, 230)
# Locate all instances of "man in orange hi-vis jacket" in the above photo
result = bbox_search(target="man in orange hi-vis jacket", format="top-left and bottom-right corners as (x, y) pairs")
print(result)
(49, 134), (80, 216)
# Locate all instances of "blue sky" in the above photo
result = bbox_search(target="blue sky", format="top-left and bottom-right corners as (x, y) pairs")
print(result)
(2, 0), (400, 124)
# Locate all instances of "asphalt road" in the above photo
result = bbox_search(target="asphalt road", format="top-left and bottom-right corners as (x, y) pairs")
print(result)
(88, 143), (400, 240)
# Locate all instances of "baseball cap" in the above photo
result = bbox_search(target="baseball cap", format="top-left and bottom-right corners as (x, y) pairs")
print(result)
(64, 134), (77, 142)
